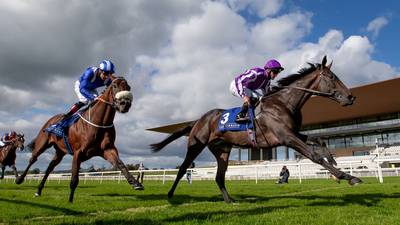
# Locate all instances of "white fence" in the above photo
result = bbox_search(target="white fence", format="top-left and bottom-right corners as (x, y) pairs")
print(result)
(2, 152), (400, 184)
(3, 146), (400, 183)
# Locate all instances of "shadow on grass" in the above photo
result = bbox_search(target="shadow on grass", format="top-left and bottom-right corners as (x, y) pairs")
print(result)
(0, 198), (82, 215)
(234, 193), (400, 207)
(163, 205), (290, 223)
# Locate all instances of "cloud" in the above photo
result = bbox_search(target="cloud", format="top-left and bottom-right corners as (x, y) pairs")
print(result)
(223, 0), (284, 18)
(366, 16), (388, 38)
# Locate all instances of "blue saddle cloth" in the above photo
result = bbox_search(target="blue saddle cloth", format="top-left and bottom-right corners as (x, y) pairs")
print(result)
(44, 114), (80, 155)
(218, 107), (254, 132)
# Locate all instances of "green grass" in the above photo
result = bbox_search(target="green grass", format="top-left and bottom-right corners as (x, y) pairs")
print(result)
(1, 177), (400, 225)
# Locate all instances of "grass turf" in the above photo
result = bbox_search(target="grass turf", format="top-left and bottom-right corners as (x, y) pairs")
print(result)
(0, 176), (399, 225)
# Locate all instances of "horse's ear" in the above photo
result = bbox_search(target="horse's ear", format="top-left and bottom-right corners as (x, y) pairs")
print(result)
(321, 55), (327, 68)
(327, 60), (333, 69)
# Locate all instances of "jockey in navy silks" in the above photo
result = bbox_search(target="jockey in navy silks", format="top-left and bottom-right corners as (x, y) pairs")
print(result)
(230, 59), (284, 123)
(63, 60), (116, 119)
(0, 131), (17, 147)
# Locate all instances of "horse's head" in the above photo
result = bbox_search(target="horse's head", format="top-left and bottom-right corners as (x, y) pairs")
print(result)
(109, 77), (133, 113)
(315, 56), (355, 106)
(13, 133), (25, 151)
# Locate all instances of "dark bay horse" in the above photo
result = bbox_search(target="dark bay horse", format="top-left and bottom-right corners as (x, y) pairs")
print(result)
(0, 133), (24, 179)
(16, 77), (143, 202)
(151, 56), (362, 203)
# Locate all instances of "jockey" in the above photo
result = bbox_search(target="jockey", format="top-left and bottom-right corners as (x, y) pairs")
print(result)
(0, 131), (17, 147)
(230, 59), (284, 123)
(63, 60), (116, 119)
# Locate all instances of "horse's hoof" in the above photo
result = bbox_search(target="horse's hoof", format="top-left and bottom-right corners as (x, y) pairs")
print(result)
(330, 175), (340, 184)
(133, 184), (144, 190)
(15, 177), (24, 185)
(224, 198), (234, 204)
(167, 192), (174, 199)
(348, 177), (362, 186)
(34, 193), (40, 197)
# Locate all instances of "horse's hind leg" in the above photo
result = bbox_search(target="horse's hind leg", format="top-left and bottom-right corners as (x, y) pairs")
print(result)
(36, 149), (65, 197)
(168, 138), (206, 199)
(210, 144), (233, 203)
(16, 134), (51, 184)
(103, 148), (144, 190)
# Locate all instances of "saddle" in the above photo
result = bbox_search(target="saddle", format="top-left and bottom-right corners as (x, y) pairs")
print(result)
(218, 105), (257, 147)
(44, 113), (81, 155)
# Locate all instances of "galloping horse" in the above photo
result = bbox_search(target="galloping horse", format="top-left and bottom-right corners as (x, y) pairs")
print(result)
(151, 56), (362, 203)
(0, 133), (24, 179)
(16, 77), (143, 202)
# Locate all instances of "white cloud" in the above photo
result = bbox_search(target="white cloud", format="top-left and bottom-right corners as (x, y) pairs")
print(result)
(366, 16), (388, 38)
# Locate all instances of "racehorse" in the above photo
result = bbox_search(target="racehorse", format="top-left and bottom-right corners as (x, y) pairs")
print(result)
(0, 133), (24, 179)
(15, 77), (144, 202)
(151, 56), (362, 203)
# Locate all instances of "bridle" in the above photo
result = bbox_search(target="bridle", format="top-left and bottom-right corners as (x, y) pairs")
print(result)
(281, 70), (335, 97)
(78, 77), (127, 129)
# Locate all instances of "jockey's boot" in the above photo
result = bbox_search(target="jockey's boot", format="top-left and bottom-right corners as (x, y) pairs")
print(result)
(235, 102), (250, 123)
(61, 102), (85, 121)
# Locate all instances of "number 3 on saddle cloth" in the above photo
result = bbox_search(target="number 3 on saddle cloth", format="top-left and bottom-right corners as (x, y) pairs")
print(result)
(44, 114), (81, 155)
(218, 107), (257, 147)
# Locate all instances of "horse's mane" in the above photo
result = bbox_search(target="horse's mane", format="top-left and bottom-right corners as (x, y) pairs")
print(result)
(264, 63), (320, 97)
(277, 63), (319, 86)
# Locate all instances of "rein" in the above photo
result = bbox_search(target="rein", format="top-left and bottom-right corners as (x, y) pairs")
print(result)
(280, 86), (333, 97)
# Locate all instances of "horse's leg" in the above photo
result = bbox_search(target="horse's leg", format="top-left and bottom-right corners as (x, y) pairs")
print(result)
(0, 164), (4, 179)
(168, 139), (206, 199)
(36, 149), (65, 197)
(210, 144), (233, 203)
(284, 133), (362, 185)
(69, 152), (82, 203)
(11, 165), (18, 178)
(16, 135), (51, 184)
(103, 149), (144, 190)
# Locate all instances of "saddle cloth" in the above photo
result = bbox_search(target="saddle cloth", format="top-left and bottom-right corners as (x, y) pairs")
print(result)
(44, 114), (80, 155)
(218, 107), (254, 132)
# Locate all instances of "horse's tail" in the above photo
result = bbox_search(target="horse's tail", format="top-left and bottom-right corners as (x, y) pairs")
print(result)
(150, 121), (196, 153)
(25, 138), (36, 152)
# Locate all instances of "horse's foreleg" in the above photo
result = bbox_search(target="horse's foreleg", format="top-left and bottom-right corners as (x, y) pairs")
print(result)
(285, 133), (362, 185)
(11, 165), (18, 178)
(210, 145), (233, 203)
(69, 153), (82, 203)
(36, 150), (65, 197)
(103, 149), (143, 190)
(0, 164), (5, 179)
(169, 140), (206, 199)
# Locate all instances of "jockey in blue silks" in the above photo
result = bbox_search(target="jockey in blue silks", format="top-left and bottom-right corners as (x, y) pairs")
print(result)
(230, 59), (284, 123)
(63, 60), (116, 119)
(0, 131), (17, 147)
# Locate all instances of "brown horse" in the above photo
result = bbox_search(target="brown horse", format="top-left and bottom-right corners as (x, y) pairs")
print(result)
(151, 56), (362, 203)
(16, 77), (144, 202)
(0, 133), (24, 179)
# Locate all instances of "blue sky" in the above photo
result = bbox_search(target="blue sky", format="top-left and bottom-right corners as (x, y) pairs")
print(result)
(0, 0), (399, 171)
(292, 0), (400, 67)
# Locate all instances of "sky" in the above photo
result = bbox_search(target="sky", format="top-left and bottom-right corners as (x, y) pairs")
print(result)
(0, 0), (399, 171)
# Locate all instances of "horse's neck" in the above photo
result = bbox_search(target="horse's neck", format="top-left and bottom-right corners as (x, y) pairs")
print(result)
(277, 75), (317, 113)
(84, 90), (115, 126)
